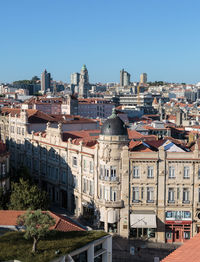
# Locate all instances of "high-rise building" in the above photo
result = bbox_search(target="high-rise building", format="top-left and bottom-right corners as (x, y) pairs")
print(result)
(71, 73), (80, 86)
(79, 64), (90, 98)
(41, 69), (51, 93)
(120, 69), (131, 86)
(140, 73), (147, 84)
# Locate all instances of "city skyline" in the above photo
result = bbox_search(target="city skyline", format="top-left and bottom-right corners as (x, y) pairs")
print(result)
(1, 0), (200, 84)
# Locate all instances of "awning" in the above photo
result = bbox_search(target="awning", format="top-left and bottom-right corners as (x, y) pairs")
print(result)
(108, 209), (119, 224)
(130, 213), (157, 228)
(100, 208), (105, 222)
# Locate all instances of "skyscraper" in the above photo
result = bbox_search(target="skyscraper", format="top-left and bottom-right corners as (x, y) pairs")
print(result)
(140, 73), (147, 84)
(78, 64), (90, 98)
(41, 69), (51, 93)
(120, 69), (131, 86)
(71, 73), (80, 86)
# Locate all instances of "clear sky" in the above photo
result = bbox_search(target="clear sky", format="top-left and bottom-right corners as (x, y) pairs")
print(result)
(1, 0), (200, 84)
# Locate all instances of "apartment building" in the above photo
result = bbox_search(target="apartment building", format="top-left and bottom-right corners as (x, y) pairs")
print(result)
(0, 141), (10, 191)
(1, 108), (200, 243)
(78, 98), (115, 119)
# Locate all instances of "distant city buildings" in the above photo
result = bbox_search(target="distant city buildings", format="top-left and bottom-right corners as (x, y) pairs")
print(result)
(41, 69), (51, 93)
(120, 69), (131, 86)
(140, 73), (147, 84)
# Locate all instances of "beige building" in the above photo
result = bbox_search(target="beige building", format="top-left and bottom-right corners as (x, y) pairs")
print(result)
(1, 108), (200, 243)
(140, 73), (147, 84)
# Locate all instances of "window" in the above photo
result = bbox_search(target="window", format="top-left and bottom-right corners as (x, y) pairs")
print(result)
(133, 166), (139, 178)
(198, 168), (200, 179)
(169, 166), (175, 178)
(2, 164), (6, 175)
(184, 231), (190, 239)
(10, 126), (14, 133)
(22, 128), (24, 135)
(17, 127), (21, 135)
(183, 188), (189, 203)
(105, 187), (110, 201)
(89, 180), (93, 196)
(198, 188), (200, 203)
(184, 166), (190, 179)
(168, 188), (175, 202)
(100, 185), (104, 199)
(73, 176), (78, 189)
(105, 167), (109, 180)
(110, 187), (117, 201)
(100, 165), (104, 177)
(177, 188), (180, 200)
(147, 187), (154, 202)
(72, 156), (77, 167)
(132, 187), (139, 202)
(141, 187), (144, 199)
(83, 178), (87, 193)
(89, 161), (93, 173)
(147, 166), (154, 178)
(83, 159), (86, 171)
(111, 166), (116, 180)
(166, 232), (172, 239)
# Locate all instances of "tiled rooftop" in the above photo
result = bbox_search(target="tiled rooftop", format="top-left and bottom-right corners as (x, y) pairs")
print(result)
(161, 233), (200, 262)
(0, 210), (85, 232)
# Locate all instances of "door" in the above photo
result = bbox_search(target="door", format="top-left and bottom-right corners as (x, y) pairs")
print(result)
(174, 226), (182, 242)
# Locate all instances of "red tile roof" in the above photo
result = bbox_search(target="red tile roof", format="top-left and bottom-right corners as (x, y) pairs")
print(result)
(161, 233), (200, 262)
(0, 210), (85, 232)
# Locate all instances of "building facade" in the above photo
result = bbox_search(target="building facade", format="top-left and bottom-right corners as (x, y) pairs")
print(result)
(1, 109), (200, 243)
(41, 69), (51, 93)
(120, 69), (131, 87)
(71, 73), (80, 86)
(140, 73), (147, 84)
(0, 141), (10, 191)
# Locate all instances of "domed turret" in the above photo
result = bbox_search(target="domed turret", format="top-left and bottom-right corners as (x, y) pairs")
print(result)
(100, 109), (128, 136)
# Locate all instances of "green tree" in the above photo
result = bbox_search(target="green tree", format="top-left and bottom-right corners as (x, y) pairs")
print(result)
(0, 187), (10, 210)
(17, 209), (55, 253)
(9, 179), (49, 210)
(12, 166), (32, 183)
(31, 76), (39, 83)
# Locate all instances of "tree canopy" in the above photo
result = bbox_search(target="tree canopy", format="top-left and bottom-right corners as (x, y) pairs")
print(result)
(0, 187), (10, 210)
(9, 178), (49, 210)
(17, 209), (55, 253)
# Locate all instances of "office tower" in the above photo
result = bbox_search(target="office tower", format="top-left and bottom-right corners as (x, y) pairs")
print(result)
(41, 69), (51, 93)
(140, 73), (147, 84)
(71, 73), (80, 86)
(79, 64), (90, 98)
(120, 69), (131, 86)
(120, 69), (124, 86)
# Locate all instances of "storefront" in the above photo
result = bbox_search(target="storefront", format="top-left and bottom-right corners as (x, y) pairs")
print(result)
(100, 208), (119, 233)
(82, 202), (94, 224)
(165, 211), (192, 243)
(130, 211), (157, 239)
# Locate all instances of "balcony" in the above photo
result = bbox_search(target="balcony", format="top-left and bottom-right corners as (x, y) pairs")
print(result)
(146, 200), (154, 203)
(168, 200), (175, 204)
(99, 176), (119, 182)
(182, 200), (190, 204)
(98, 199), (124, 208)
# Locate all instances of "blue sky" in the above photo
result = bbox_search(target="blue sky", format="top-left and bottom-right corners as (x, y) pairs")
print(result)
(0, 0), (200, 84)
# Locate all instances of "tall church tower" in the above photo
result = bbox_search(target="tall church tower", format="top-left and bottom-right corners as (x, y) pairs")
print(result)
(78, 64), (90, 98)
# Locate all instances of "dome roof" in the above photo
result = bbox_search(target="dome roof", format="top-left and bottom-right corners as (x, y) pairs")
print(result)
(100, 109), (128, 136)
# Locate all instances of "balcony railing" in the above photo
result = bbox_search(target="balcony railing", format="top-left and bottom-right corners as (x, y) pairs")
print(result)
(99, 176), (119, 182)
(182, 200), (190, 204)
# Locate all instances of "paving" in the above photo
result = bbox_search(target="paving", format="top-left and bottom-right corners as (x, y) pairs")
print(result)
(112, 236), (181, 262)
